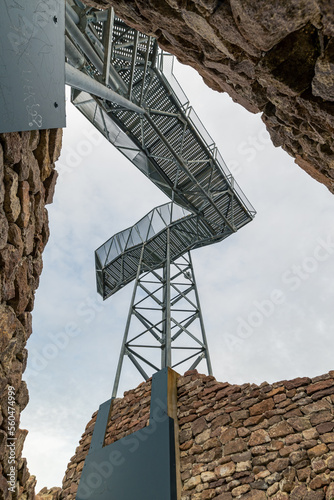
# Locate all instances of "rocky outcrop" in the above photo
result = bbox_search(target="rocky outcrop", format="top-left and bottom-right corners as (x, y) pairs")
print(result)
(56, 369), (334, 500)
(0, 130), (62, 500)
(84, 0), (334, 193)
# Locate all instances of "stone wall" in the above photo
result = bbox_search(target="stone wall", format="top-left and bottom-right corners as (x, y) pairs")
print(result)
(178, 370), (334, 500)
(52, 369), (334, 500)
(85, 0), (334, 193)
(0, 130), (62, 500)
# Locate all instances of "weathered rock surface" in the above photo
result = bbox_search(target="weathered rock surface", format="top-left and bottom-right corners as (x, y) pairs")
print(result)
(0, 130), (62, 500)
(84, 0), (334, 193)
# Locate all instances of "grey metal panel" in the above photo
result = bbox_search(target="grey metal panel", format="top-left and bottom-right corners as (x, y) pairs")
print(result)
(76, 368), (177, 500)
(89, 399), (113, 453)
(0, 0), (66, 133)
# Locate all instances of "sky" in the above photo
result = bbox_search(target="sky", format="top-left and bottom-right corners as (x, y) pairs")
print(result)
(20, 59), (334, 490)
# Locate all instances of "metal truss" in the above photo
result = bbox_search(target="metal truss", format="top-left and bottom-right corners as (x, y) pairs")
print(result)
(95, 202), (233, 300)
(65, 0), (255, 237)
(112, 246), (212, 398)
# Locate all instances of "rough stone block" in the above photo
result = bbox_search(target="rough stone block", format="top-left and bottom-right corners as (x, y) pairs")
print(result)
(307, 443), (328, 459)
(320, 432), (334, 444)
(242, 489), (267, 500)
(302, 428), (319, 440)
(184, 475), (201, 490)
(284, 377), (312, 390)
(215, 462), (236, 478)
(248, 429), (271, 446)
(1, 132), (22, 164)
(267, 458), (290, 473)
(8, 258), (31, 315)
(4, 167), (21, 222)
(317, 422), (334, 434)
(0, 244), (21, 301)
(192, 416), (208, 436)
(306, 379), (334, 395)
(249, 398), (275, 416)
(200, 471), (216, 483)
(303, 489), (325, 500)
(44, 168), (58, 205)
(17, 181), (30, 229)
(34, 130), (51, 181)
(0, 208), (9, 250)
(231, 484), (250, 496)
(269, 421), (294, 438)
(312, 39), (334, 101)
(211, 2), (260, 57)
(0, 142), (4, 205)
(49, 129), (63, 163)
(221, 427), (237, 444)
(302, 400), (331, 415)
(287, 416), (311, 431)
(230, 0), (319, 51)
(259, 24), (321, 97)
(224, 438), (247, 455)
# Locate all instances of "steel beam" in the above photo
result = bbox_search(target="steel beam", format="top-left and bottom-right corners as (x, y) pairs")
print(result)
(65, 63), (144, 113)
(162, 227), (172, 368)
(111, 245), (146, 399)
(102, 8), (114, 85)
(65, 36), (85, 69)
(66, 4), (126, 93)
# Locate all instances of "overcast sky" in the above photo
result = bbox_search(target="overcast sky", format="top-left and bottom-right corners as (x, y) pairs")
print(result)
(20, 60), (334, 490)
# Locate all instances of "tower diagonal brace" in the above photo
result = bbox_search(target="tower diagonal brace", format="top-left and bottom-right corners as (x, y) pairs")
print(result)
(111, 242), (212, 398)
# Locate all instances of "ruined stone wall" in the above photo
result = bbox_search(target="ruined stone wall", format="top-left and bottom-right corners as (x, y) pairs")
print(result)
(53, 370), (334, 500)
(178, 370), (334, 500)
(85, 0), (334, 193)
(0, 130), (62, 500)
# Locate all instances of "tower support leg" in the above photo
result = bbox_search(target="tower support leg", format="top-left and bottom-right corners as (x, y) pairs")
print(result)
(162, 227), (172, 369)
(111, 245), (146, 398)
(111, 247), (212, 397)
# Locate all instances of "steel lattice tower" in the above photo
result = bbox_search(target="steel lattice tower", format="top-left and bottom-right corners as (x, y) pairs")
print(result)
(0, 2), (257, 499)
(111, 242), (212, 398)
